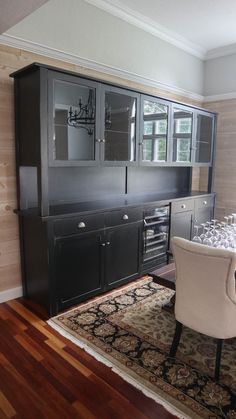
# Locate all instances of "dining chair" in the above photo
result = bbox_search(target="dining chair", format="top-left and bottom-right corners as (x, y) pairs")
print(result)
(170, 236), (236, 380)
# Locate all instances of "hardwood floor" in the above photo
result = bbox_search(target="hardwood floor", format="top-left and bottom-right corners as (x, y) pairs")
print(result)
(0, 296), (177, 419)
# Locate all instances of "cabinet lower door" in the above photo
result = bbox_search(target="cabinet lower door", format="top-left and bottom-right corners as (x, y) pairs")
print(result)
(170, 211), (193, 247)
(55, 232), (104, 309)
(105, 223), (141, 288)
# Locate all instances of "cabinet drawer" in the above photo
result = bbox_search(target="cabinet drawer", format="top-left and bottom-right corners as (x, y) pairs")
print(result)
(195, 196), (214, 210)
(171, 199), (194, 214)
(54, 213), (105, 237)
(105, 207), (142, 227)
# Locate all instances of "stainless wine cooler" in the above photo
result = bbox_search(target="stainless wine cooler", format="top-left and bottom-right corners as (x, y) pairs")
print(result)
(142, 205), (170, 271)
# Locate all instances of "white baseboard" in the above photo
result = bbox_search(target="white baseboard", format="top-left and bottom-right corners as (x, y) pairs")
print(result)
(0, 286), (23, 303)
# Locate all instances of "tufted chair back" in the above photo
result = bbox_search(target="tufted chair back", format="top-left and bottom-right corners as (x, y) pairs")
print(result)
(172, 236), (236, 339)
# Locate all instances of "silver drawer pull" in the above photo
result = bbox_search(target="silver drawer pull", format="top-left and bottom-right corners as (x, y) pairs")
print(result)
(122, 214), (129, 220)
(106, 241), (110, 245)
(203, 201), (207, 205)
(78, 221), (86, 228)
(181, 204), (186, 209)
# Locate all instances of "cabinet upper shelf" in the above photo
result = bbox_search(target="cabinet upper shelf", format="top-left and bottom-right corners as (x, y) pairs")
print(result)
(11, 62), (216, 168)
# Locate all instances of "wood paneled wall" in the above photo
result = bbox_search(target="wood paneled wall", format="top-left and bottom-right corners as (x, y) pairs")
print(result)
(204, 100), (236, 219)
(0, 44), (204, 294)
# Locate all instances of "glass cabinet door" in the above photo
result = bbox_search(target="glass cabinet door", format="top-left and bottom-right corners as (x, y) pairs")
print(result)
(50, 76), (99, 164)
(141, 98), (169, 163)
(172, 107), (193, 163)
(101, 87), (139, 163)
(194, 113), (214, 164)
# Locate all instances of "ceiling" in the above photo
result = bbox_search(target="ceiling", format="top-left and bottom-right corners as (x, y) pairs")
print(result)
(0, 0), (49, 34)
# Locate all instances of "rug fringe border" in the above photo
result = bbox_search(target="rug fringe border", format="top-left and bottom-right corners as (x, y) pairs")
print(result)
(48, 319), (189, 419)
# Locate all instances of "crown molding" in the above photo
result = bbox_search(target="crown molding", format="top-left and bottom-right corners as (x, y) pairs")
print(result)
(0, 286), (22, 303)
(203, 91), (236, 103)
(0, 34), (204, 102)
(206, 43), (236, 60)
(6, 34), (236, 105)
(84, 0), (206, 59)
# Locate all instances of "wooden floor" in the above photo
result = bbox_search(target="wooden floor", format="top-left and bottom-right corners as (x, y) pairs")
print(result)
(0, 295), (177, 419)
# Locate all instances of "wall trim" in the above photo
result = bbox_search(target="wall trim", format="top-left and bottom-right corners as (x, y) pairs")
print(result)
(203, 91), (236, 102)
(84, 0), (206, 59)
(0, 286), (23, 304)
(0, 34), (204, 102)
(206, 43), (236, 60)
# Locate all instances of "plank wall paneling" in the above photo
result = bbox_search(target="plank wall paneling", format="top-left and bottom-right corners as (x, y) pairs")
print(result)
(204, 99), (236, 219)
(0, 43), (205, 295)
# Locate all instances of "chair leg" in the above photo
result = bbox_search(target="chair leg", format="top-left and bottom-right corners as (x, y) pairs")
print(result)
(215, 339), (223, 381)
(170, 321), (182, 357)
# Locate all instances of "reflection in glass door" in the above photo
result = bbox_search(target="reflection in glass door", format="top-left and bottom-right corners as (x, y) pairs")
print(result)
(103, 90), (137, 162)
(53, 80), (97, 162)
(172, 107), (193, 163)
(142, 99), (168, 162)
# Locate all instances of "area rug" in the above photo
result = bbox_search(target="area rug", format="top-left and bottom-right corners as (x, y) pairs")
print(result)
(48, 277), (236, 419)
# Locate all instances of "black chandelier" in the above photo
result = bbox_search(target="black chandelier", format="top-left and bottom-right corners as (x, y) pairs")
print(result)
(67, 89), (95, 136)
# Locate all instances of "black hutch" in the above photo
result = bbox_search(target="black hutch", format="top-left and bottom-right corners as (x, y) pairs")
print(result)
(11, 63), (216, 315)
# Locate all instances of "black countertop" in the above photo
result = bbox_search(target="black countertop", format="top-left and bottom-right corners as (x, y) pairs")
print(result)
(16, 191), (214, 220)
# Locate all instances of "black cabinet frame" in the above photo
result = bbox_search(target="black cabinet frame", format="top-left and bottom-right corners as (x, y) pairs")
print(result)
(11, 63), (217, 316)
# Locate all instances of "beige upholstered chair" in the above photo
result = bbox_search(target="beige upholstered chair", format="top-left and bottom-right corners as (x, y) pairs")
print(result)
(170, 236), (236, 380)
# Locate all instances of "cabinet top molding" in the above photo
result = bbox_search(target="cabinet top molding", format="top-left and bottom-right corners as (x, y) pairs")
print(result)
(10, 62), (217, 116)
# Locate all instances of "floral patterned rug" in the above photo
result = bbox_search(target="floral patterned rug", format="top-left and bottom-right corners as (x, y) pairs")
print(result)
(49, 277), (236, 419)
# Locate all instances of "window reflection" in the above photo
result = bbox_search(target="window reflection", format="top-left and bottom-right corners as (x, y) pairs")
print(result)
(173, 108), (192, 163)
(142, 100), (168, 162)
